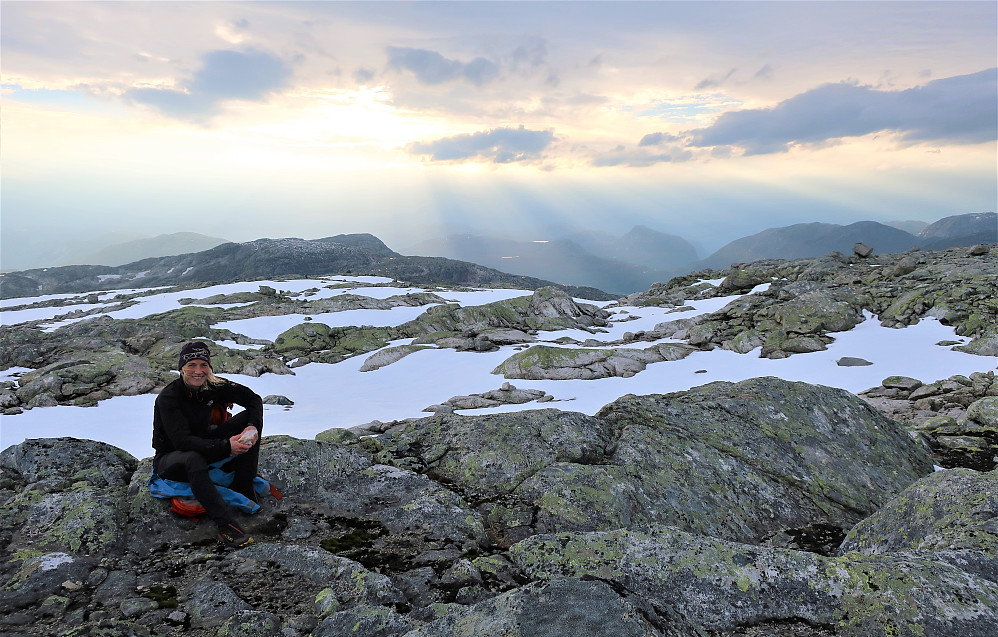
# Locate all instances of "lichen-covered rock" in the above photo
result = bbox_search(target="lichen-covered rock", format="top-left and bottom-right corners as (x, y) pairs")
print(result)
(1, 439), (137, 560)
(588, 378), (932, 545)
(187, 579), (252, 628)
(313, 604), (413, 637)
(967, 396), (998, 428)
(0, 374), (991, 635)
(234, 543), (406, 609)
(492, 343), (694, 380)
(374, 409), (616, 504)
(259, 436), (487, 569)
(404, 577), (662, 637)
(508, 526), (998, 637)
(360, 345), (434, 372)
(0, 552), (95, 612)
(838, 469), (998, 557)
(272, 323), (394, 364)
(861, 372), (998, 470)
(371, 378), (933, 552)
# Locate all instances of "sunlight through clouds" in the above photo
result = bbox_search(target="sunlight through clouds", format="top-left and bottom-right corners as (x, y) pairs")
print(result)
(1, 1), (995, 271)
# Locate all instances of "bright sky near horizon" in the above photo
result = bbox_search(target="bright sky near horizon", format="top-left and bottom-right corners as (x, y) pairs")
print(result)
(2, 1), (996, 269)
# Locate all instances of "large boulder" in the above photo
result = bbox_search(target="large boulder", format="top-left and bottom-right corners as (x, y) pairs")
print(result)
(508, 525), (998, 637)
(258, 436), (487, 570)
(405, 577), (661, 637)
(1, 438), (137, 558)
(373, 378), (933, 550)
(838, 469), (998, 582)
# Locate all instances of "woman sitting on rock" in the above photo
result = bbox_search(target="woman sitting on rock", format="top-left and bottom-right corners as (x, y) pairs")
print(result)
(152, 342), (263, 548)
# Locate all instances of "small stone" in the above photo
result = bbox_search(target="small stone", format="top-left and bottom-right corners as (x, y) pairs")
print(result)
(263, 394), (294, 405)
(837, 357), (873, 367)
(853, 242), (874, 257)
(121, 597), (159, 618)
(167, 610), (189, 626)
(882, 376), (923, 392)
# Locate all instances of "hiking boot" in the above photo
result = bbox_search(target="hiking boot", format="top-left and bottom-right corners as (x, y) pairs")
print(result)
(216, 523), (254, 548)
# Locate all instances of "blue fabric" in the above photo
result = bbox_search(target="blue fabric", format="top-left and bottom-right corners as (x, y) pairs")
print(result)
(148, 456), (268, 515)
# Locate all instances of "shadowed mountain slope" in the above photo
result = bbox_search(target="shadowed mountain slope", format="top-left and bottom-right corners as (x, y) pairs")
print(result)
(0, 234), (614, 301)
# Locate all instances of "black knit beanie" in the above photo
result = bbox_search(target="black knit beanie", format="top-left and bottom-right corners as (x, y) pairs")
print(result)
(178, 342), (211, 370)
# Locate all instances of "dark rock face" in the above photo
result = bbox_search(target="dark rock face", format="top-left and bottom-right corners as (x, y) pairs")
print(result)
(1, 378), (994, 636)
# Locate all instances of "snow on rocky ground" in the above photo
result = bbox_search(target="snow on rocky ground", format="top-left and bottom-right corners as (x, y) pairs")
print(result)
(0, 276), (992, 459)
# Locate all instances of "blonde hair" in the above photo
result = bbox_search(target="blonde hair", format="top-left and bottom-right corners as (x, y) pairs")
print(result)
(180, 366), (227, 389)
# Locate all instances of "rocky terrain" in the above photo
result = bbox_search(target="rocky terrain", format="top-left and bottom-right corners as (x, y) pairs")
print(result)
(2, 377), (996, 636)
(1, 237), (996, 635)
(3, 245), (994, 417)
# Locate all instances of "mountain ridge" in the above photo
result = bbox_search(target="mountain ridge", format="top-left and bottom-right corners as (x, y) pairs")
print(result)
(0, 234), (614, 301)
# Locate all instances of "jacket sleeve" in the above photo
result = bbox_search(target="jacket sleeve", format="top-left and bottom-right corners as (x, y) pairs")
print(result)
(221, 381), (264, 429)
(155, 392), (231, 459)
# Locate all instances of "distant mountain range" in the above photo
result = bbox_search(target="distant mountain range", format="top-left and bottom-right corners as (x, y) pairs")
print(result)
(697, 212), (995, 270)
(1, 213), (993, 301)
(76, 232), (230, 267)
(405, 213), (994, 293)
(0, 235), (613, 301)
(404, 226), (697, 294)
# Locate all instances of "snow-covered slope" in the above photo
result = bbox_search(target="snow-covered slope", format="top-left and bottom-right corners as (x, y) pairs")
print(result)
(1, 273), (991, 459)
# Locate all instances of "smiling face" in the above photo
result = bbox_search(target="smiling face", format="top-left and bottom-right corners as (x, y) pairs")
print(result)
(181, 359), (212, 389)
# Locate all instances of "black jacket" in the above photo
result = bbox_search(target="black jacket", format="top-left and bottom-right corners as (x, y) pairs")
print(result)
(152, 377), (263, 461)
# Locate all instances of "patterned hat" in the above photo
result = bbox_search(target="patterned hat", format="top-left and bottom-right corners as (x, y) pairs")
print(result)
(178, 342), (211, 370)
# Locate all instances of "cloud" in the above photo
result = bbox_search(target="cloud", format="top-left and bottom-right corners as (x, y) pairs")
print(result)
(353, 67), (375, 84)
(405, 126), (554, 163)
(510, 37), (547, 70)
(754, 64), (774, 80)
(387, 46), (499, 86)
(688, 68), (997, 154)
(592, 146), (693, 167)
(125, 48), (292, 120)
(639, 132), (682, 147)
(694, 68), (737, 90)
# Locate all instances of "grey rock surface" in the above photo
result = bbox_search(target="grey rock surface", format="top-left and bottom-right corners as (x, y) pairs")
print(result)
(0, 376), (993, 636)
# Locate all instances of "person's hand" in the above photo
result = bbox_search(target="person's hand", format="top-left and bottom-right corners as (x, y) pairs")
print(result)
(229, 432), (252, 455)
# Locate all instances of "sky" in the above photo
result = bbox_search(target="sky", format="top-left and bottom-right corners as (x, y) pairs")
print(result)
(2, 274), (991, 459)
(2, 1), (996, 270)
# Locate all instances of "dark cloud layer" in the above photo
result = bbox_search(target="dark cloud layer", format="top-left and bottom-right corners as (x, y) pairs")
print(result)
(387, 46), (499, 86)
(688, 68), (997, 154)
(126, 49), (292, 120)
(406, 126), (554, 163)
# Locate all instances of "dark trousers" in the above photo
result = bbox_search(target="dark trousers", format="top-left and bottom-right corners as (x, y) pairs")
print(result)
(154, 411), (262, 528)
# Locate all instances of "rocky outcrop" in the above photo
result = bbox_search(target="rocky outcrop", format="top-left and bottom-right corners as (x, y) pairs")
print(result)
(860, 372), (998, 470)
(278, 287), (607, 367)
(621, 247), (996, 362)
(839, 468), (997, 558)
(0, 298), (296, 412)
(492, 342), (695, 380)
(1, 377), (994, 636)
(510, 526), (997, 637)
(422, 383), (553, 414)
